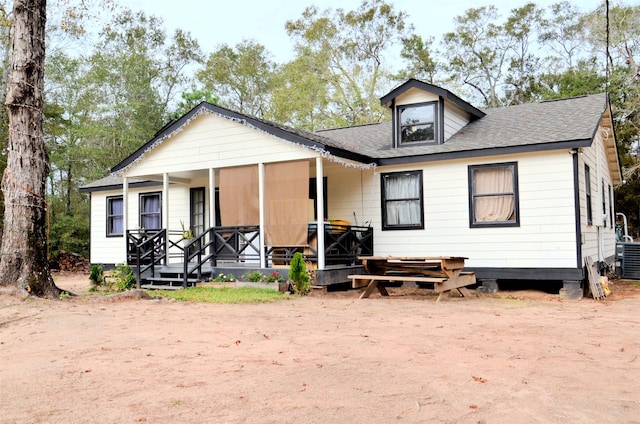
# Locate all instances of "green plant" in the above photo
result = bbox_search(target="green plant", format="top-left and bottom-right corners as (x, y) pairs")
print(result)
(262, 271), (285, 283)
(180, 220), (194, 240)
(212, 273), (236, 282)
(239, 270), (285, 283)
(288, 252), (310, 295)
(113, 263), (136, 291)
(242, 270), (263, 282)
(59, 291), (71, 300)
(89, 264), (105, 290)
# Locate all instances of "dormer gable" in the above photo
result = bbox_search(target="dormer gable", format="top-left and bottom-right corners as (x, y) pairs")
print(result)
(380, 79), (485, 148)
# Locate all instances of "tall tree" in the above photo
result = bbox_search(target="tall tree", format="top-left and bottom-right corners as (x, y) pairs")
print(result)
(0, 0), (60, 296)
(284, 0), (411, 128)
(197, 40), (276, 118)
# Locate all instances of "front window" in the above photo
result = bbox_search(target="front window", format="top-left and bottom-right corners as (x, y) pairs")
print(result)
(140, 192), (162, 230)
(106, 196), (123, 236)
(469, 163), (519, 227)
(398, 103), (435, 144)
(381, 171), (424, 230)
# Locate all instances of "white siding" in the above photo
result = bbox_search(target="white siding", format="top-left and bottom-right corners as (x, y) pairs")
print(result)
(579, 129), (617, 264)
(443, 102), (470, 140)
(125, 112), (319, 178)
(394, 88), (438, 105)
(364, 151), (581, 269)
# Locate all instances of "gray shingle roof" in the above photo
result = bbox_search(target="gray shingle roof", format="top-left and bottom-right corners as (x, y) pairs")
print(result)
(317, 93), (608, 162)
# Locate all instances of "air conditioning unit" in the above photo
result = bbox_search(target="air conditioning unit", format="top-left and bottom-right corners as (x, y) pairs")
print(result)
(616, 242), (640, 279)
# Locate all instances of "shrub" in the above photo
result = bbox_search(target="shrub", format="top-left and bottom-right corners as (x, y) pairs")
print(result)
(88, 264), (104, 290)
(288, 252), (310, 295)
(113, 263), (136, 291)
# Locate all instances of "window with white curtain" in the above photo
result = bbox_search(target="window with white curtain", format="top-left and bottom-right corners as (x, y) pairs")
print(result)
(381, 170), (424, 230)
(139, 192), (162, 230)
(469, 163), (519, 227)
(106, 196), (123, 236)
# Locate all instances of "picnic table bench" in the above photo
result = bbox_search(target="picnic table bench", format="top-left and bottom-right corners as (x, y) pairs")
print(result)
(349, 256), (476, 302)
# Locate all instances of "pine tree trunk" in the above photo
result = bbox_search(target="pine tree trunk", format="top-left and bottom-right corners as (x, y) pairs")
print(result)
(0, 0), (59, 297)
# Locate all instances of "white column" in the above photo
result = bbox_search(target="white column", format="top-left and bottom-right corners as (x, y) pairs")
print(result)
(122, 176), (129, 262)
(163, 173), (169, 230)
(258, 163), (266, 268)
(209, 168), (216, 229)
(316, 157), (325, 270)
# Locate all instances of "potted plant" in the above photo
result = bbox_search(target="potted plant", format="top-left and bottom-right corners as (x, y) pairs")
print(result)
(180, 220), (194, 241)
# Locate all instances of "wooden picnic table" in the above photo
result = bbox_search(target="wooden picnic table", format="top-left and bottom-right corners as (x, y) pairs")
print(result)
(349, 256), (476, 301)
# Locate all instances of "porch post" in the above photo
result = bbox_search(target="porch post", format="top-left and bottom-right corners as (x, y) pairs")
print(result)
(316, 157), (325, 269)
(258, 163), (266, 268)
(122, 176), (129, 261)
(163, 173), (169, 230)
(209, 168), (216, 228)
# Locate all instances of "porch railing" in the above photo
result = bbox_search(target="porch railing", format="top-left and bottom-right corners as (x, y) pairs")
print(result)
(127, 223), (373, 287)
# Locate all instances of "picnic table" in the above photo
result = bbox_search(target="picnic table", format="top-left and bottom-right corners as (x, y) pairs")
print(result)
(349, 256), (476, 301)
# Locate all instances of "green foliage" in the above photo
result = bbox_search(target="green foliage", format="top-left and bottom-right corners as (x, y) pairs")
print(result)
(112, 263), (136, 291)
(153, 286), (286, 303)
(89, 264), (105, 289)
(240, 270), (284, 283)
(288, 252), (310, 295)
(198, 40), (275, 117)
(212, 273), (236, 282)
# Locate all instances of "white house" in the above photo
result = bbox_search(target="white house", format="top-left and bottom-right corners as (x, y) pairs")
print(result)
(80, 79), (621, 295)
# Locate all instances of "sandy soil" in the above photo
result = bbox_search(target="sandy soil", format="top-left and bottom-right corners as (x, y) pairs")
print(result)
(1, 273), (639, 424)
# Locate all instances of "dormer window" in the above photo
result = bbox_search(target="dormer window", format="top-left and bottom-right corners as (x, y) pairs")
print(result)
(398, 102), (436, 145)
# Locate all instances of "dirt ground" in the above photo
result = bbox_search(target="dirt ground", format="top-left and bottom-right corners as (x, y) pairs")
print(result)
(1, 273), (639, 424)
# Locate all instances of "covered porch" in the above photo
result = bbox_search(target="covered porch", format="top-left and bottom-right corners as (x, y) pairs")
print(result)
(119, 156), (376, 288)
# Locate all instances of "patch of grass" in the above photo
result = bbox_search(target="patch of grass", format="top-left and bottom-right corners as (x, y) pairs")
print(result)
(151, 286), (288, 303)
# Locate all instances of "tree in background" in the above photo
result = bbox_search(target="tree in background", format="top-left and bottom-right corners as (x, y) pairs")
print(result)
(198, 40), (275, 119)
(284, 0), (411, 128)
(0, 0), (60, 296)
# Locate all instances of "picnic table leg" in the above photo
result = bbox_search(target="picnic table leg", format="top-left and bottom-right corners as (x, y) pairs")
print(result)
(457, 286), (473, 298)
(359, 279), (389, 299)
(360, 279), (377, 299)
(436, 290), (450, 303)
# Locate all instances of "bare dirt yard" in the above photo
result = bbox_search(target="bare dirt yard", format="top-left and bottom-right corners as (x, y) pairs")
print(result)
(1, 273), (639, 424)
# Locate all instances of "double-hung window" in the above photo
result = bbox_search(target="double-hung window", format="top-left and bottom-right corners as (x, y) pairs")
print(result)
(469, 162), (519, 227)
(106, 196), (123, 236)
(585, 165), (592, 225)
(140, 192), (162, 230)
(381, 170), (424, 230)
(398, 102), (436, 145)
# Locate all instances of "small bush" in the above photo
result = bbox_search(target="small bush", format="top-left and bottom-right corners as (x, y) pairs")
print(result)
(288, 252), (310, 295)
(88, 264), (104, 291)
(113, 263), (136, 291)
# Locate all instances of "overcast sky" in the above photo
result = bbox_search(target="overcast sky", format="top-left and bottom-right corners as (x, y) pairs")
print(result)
(127, 0), (604, 62)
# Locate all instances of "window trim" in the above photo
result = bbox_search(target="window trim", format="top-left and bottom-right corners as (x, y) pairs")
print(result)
(139, 191), (162, 230)
(468, 162), (520, 228)
(106, 195), (124, 237)
(380, 170), (424, 231)
(608, 184), (614, 229)
(396, 101), (438, 146)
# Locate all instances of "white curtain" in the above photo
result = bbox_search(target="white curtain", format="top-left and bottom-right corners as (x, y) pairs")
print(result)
(110, 198), (124, 234)
(473, 167), (514, 222)
(385, 174), (421, 225)
(142, 195), (161, 229)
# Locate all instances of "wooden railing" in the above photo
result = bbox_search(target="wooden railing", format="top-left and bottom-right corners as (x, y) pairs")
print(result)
(127, 223), (374, 287)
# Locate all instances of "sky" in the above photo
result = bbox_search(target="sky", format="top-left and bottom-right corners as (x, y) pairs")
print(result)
(126, 0), (605, 63)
